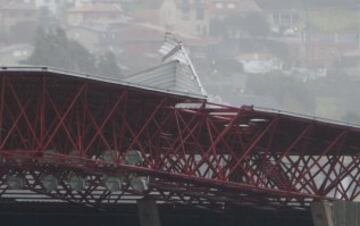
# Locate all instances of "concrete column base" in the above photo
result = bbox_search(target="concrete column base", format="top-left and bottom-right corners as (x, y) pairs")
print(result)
(311, 201), (335, 226)
(137, 199), (161, 226)
(311, 201), (360, 226)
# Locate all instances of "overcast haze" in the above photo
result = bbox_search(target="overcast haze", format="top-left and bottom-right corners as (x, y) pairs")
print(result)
(1, 0), (360, 123)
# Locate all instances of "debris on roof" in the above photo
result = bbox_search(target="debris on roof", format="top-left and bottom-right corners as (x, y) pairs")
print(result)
(123, 33), (207, 98)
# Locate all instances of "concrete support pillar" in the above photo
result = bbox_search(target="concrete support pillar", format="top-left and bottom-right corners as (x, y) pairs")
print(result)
(311, 201), (335, 226)
(137, 199), (161, 226)
(332, 201), (360, 226)
(311, 201), (360, 226)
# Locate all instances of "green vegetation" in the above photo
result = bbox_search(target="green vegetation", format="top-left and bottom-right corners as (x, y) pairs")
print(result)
(22, 27), (122, 77)
(343, 112), (360, 124)
(242, 13), (270, 37)
(246, 71), (315, 113)
(306, 8), (360, 32)
(210, 12), (270, 38)
(245, 69), (360, 122)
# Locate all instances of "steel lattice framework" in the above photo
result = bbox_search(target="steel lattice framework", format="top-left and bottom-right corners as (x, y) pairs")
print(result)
(1, 68), (360, 211)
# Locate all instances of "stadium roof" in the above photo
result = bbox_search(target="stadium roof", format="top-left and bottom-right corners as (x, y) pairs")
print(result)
(123, 33), (207, 98)
(123, 60), (205, 97)
(0, 66), (206, 100)
(1, 65), (360, 132)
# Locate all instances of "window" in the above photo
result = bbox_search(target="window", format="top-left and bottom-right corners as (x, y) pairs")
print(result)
(109, 13), (117, 19)
(25, 12), (33, 17)
(273, 14), (280, 24)
(216, 3), (223, 9)
(227, 3), (235, 9)
(196, 8), (204, 20)
(292, 14), (300, 24)
(181, 0), (190, 20)
(181, 0), (190, 15)
(9, 12), (16, 18)
(182, 11), (190, 20)
(281, 14), (291, 25)
(196, 24), (201, 33)
(202, 26), (207, 35)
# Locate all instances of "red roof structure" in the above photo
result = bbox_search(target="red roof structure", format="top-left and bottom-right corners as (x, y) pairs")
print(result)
(0, 64), (359, 212)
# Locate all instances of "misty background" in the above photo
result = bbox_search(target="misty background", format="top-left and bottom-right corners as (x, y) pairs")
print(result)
(0, 0), (360, 123)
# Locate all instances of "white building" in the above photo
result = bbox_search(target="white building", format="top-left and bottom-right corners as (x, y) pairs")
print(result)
(35, 0), (58, 14)
(159, 0), (210, 37)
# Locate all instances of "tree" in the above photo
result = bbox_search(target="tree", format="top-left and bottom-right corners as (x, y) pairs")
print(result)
(246, 71), (315, 113)
(343, 112), (360, 124)
(97, 51), (122, 77)
(241, 12), (270, 37)
(9, 21), (37, 44)
(224, 12), (270, 37)
(210, 12), (270, 38)
(22, 27), (122, 77)
(306, 8), (359, 32)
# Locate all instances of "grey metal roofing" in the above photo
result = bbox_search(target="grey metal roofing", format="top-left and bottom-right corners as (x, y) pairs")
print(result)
(0, 32), (207, 102)
(160, 34), (207, 96)
(123, 33), (207, 98)
(1, 34), (207, 99)
(123, 60), (206, 97)
(0, 66), (206, 100)
(2, 67), (360, 130)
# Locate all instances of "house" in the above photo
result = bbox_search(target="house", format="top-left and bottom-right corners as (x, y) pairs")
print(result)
(113, 23), (171, 72)
(35, 0), (58, 15)
(71, 0), (139, 7)
(0, 44), (33, 66)
(66, 2), (128, 26)
(209, 0), (261, 16)
(207, 0), (263, 38)
(159, 0), (210, 37)
(236, 52), (282, 74)
(131, 1), (163, 25)
(66, 26), (115, 53)
(0, 0), (38, 34)
(132, 0), (211, 38)
(255, 0), (360, 68)
(255, 0), (305, 35)
(109, 22), (208, 73)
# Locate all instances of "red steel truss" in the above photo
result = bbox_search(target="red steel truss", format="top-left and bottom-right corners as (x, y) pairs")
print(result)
(0, 69), (360, 211)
